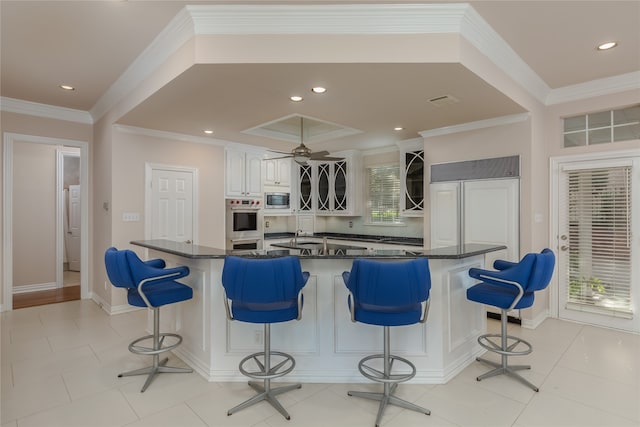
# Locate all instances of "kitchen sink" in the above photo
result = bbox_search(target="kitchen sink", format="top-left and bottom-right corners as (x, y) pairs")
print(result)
(295, 241), (322, 246)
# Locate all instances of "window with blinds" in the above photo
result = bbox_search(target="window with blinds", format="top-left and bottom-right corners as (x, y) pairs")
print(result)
(566, 165), (632, 317)
(367, 165), (404, 224)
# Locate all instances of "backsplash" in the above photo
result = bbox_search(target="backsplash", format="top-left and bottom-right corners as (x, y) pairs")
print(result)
(264, 215), (423, 239)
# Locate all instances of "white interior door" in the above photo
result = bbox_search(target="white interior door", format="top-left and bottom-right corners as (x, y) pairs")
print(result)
(65, 184), (81, 271)
(151, 168), (195, 243)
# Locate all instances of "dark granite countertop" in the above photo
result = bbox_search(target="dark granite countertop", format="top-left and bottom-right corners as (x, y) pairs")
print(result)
(131, 239), (505, 260)
(264, 232), (424, 247)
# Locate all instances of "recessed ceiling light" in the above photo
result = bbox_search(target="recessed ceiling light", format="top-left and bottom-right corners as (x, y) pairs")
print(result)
(311, 87), (327, 94)
(59, 85), (75, 91)
(597, 41), (618, 50)
(204, 130), (213, 134)
(290, 95), (303, 102)
(394, 127), (404, 131)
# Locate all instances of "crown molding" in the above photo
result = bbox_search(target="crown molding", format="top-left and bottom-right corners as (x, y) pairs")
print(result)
(545, 71), (640, 105)
(114, 124), (231, 147)
(0, 97), (92, 124)
(90, 7), (195, 122)
(459, 6), (550, 105)
(187, 3), (469, 34)
(420, 112), (530, 139)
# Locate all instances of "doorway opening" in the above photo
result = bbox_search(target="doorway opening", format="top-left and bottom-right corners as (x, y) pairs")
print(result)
(2, 133), (89, 311)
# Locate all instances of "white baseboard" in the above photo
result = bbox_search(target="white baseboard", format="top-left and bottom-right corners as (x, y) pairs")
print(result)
(13, 282), (57, 294)
(91, 292), (139, 315)
(521, 309), (549, 329)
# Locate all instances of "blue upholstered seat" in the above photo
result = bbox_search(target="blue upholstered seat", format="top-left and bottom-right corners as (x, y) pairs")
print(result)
(104, 247), (193, 392)
(342, 258), (431, 326)
(342, 258), (432, 426)
(221, 256), (309, 420)
(467, 248), (555, 310)
(105, 247), (192, 308)
(222, 256), (309, 324)
(466, 248), (555, 392)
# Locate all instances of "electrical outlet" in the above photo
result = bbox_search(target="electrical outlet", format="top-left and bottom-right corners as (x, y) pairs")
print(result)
(265, 220), (270, 228)
(349, 221), (353, 228)
(254, 330), (263, 345)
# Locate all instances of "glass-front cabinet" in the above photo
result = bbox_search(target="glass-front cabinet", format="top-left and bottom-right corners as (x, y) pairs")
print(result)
(293, 152), (360, 215)
(398, 138), (424, 216)
(296, 164), (313, 212)
(316, 159), (349, 214)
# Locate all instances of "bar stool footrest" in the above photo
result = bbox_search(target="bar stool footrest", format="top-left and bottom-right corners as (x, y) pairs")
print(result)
(128, 333), (183, 356)
(239, 351), (295, 380)
(477, 333), (533, 357)
(357, 353), (416, 384)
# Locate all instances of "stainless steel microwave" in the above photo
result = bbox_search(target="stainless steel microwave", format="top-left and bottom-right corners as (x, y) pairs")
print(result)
(265, 192), (290, 209)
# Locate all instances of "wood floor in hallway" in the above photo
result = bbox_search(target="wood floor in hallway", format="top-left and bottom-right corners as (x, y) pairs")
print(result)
(12, 285), (80, 309)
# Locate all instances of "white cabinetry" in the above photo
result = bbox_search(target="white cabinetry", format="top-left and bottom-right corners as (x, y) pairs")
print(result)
(264, 157), (291, 187)
(430, 179), (519, 265)
(225, 149), (262, 198)
(398, 138), (424, 217)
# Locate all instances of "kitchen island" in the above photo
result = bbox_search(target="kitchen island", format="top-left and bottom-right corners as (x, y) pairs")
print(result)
(131, 239), (505, 384)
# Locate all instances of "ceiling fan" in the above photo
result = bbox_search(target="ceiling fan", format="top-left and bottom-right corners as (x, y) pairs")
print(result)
(269, 117), (343, 165)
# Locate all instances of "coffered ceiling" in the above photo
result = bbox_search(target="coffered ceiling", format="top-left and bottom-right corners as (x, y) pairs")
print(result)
(1, 1), (638, 153)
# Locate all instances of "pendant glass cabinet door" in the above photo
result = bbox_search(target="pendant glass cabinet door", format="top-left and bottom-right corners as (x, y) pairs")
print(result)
(297, 164), (313, 212)
(332, 160), (348, 212)
(403, 149), (424, 215)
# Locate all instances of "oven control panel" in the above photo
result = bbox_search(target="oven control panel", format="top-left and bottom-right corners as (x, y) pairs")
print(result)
(226, 199), (261, 208)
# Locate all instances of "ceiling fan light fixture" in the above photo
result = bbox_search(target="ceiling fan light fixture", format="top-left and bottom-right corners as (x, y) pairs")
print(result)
(293, 154), (308, 165)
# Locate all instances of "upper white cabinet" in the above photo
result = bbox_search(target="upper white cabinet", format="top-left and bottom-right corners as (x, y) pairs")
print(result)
(292, 151), (361, 216)
(398, 138), (424, 216)
(264, 157), (291, 188)
(225, 149), (263, 198)
(316, 159), (350, 215)
(294, 163), (314, 213)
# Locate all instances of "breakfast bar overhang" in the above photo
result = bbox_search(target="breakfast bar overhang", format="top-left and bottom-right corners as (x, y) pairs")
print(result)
(131, 240), (505, 384)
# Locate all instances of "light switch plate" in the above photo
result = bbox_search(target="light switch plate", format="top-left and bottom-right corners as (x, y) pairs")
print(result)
(122, 212), (140, 222)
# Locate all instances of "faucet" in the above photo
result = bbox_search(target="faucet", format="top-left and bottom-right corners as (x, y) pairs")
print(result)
(292, 229), (304, 245)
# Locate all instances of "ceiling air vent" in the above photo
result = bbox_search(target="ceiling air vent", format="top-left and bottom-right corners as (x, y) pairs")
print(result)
(428, 95), (459, 107)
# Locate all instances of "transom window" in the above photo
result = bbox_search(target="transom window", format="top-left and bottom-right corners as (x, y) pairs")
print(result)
(563, 105), (640, 148)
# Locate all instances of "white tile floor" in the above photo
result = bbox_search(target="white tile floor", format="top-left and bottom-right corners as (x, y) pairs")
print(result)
(1, 300), (639, 427)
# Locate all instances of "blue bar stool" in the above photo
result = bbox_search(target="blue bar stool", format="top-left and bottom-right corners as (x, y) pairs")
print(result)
(221, 256), (309, 420)
(342, 258), (431, 427)
(104, 247), (193, 392)
(467, 248), (555, 391)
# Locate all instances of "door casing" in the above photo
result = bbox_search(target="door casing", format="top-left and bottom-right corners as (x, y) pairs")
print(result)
(2, 133), (89, 311)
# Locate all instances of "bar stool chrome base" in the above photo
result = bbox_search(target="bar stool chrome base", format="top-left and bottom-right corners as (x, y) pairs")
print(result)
(475, 309), (537, 391)
(228, 324), (301, 420)
(348, 327), (430, 427)
(119, 307), (193, 392)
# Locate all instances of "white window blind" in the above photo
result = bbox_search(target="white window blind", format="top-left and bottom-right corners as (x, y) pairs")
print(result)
(367, 165), (403, 224)
(565, 165), (633, 317)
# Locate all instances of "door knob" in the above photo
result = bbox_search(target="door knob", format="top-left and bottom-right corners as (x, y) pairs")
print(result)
(185, 240), (192, 244)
